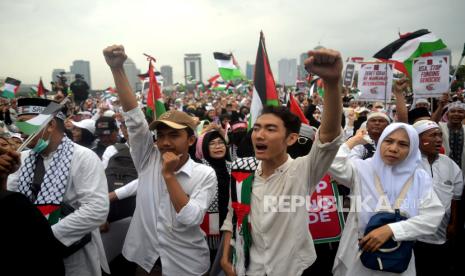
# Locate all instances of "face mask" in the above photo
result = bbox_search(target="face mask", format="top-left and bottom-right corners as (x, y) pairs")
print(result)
(32, 131), (50, 153)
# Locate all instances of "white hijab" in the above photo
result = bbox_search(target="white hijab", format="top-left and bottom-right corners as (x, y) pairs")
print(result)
(354, 123), (433, 231)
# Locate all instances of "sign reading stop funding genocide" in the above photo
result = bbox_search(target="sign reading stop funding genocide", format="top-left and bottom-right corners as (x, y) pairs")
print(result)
(357, 63), (393, 102)
(412, 56), (449, 97)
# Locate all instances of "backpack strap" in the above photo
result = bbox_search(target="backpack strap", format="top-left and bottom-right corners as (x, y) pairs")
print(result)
(393, 175), (414, 210)
(374, 173), (414, 211)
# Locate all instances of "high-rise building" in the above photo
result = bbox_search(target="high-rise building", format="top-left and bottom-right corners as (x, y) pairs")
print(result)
(160, 65), (173, 86)
(51, 69), (66, 83)
(298, 53), (308, 80)
(123, 58), (141, 92)
(246, 62), (255, 80)
(70, 60), (91, 88)
(184, 54), (202, 84)
(278, 58), (297, 86)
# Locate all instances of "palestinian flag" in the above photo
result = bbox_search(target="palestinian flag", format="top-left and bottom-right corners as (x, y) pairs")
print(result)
(288, 93), (309, 125)
(138, 71), (163, 84)
(374, 29), (447, 76)
(310, 78), (324, 97)
(249, 31), (279, 129)
(213, 52), (245, 81)
(146, 61), (166, 119)
(16, 101), (63, 135)
(196, 82), (205, 91)
(208, 74), (221, 84)
(1, 77), (21, 99)
(31, 78), (48, 98)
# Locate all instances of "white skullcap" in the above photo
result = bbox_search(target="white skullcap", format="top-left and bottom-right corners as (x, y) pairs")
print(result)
(103, 110), (116, 117)
(367, 112), (390, 122)
(413, 119), (439, 135)
(415, 98), (430, 106)
(446, 101), (465, 112)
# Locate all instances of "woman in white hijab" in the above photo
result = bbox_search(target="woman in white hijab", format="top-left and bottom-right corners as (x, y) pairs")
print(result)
(329, 122), (444, 276)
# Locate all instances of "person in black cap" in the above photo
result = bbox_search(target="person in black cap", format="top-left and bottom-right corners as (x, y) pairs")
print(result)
(93, 116), (119, 159)
(2, 97), (110, 276)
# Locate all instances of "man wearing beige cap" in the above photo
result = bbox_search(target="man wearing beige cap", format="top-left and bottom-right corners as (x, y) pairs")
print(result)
(103, 45), (217, 276)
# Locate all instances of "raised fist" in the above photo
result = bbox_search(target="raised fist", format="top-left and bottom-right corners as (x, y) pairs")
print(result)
(103, 45), (127, 69)
(305, 49), (343, 85)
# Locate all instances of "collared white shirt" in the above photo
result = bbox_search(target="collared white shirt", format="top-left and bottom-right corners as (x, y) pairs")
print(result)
(418, 154), (463, 244)
(222, 131), (344, 276)
(122, 108), (217, 275)
(8, 143), (110, 276)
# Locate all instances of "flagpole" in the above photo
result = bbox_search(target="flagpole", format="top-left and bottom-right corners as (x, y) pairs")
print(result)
(448, 43), (465, 91)
(144, 53), (158, 121)
(384, 63), (388, 108)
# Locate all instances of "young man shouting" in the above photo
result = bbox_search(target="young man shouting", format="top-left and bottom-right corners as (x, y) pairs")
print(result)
(220, 49), (344, 276)
(103, 45), (217, 275)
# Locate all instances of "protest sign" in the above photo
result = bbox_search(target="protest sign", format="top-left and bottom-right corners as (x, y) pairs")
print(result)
(412, 56), (449, 97)
(308, 174), (345, 243)
(357, 63), (393, 102)
(343, 63), (356, 87)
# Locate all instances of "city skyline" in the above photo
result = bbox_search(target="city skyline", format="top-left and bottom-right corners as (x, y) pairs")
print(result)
(1, 0), (463, 90)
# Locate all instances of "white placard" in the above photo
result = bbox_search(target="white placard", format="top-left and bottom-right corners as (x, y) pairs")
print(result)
(412, 56), (449, 97)
(357, 63), (393, 102)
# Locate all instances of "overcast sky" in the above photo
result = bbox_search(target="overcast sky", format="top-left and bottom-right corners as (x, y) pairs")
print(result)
(0, 0), (463, 89)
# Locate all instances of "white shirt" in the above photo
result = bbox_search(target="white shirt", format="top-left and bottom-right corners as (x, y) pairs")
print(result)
(439, 121), (465, 172)
(114, 179), (139, 200)
(8, 143), (110, 276)
(121, 108), (217, 275)
(329, 144), (444, 276)
(418, 154), (463, 244)
(221, 131), (344, 276)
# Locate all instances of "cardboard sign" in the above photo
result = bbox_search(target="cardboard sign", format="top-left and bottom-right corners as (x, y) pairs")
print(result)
(412, 56), (449, 97)
(308, 174), (345, 243)
(357, 63), (393, 102)
(343, 63), (356, 87)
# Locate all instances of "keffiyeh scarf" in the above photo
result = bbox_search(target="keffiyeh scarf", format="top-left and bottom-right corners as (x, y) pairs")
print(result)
(18, 136), (74, 223)
(230, 156), (258, 275)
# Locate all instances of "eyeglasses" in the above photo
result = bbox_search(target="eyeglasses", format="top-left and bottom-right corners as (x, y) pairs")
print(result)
(208, 140), (226, 148)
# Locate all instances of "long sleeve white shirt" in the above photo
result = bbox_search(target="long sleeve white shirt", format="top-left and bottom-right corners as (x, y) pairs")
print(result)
(8, 144), (110, 276)
(221, 131), (344, 276)
(121, 107), (217, 275)
(329, 144), (444, 276)
(418, 154), (463, 244)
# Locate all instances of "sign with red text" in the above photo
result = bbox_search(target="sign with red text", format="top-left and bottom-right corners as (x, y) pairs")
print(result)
(357, 63), (393, 102)
(308, 174), (345, 243)
(412, 56), (449, 97)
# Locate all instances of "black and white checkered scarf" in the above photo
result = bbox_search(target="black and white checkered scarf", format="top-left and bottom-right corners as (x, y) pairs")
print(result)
(18, 136), (74, 205)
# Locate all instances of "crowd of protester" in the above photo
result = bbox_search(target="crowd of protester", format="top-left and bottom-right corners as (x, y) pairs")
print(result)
(0, 44), (464, 276)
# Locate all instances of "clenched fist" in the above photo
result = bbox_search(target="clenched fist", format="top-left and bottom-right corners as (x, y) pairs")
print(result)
(393, 77), (409, 95)
(305, 49), (343, 85)
(103, 45), (127, 69)
(0, 147), (21, 179)
(161, 152), (182, 176)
